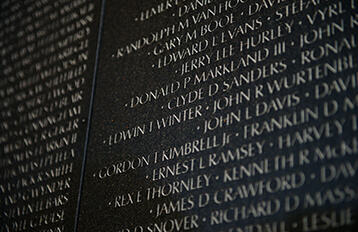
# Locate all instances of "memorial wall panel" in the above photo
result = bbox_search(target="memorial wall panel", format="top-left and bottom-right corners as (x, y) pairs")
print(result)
(1, 0), (358, 231)
(0, 0), (102, 231)
(77, 0), (358, 231)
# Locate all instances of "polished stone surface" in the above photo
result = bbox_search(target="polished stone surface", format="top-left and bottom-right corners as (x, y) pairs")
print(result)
(1, 0), (358, 231)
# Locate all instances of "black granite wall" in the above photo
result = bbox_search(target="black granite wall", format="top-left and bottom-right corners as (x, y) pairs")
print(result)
(1, 0), (358, 231)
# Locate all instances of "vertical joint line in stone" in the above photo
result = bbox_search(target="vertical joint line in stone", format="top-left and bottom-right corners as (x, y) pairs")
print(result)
(74, 0), (107, 231)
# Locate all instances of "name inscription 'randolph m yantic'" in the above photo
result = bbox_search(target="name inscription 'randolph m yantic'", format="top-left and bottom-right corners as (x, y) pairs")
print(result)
(1, 0), (358, 231)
